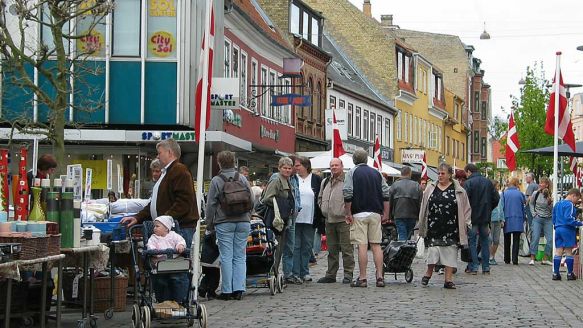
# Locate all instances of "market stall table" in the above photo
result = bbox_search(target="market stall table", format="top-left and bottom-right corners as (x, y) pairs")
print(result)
(0, 254), (66, 328)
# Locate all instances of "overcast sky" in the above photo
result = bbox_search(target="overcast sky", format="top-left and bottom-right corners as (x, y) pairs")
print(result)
(346, 0), (583, 119)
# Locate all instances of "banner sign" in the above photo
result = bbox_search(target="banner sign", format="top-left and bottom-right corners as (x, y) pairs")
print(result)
(210, 78), (239, 110)
(324, 108), (347, 140)
(271, 94), (311, 107)
(401, 149), (425, 164)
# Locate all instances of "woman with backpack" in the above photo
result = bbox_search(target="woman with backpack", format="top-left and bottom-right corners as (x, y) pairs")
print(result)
(205, 151), (254, 300)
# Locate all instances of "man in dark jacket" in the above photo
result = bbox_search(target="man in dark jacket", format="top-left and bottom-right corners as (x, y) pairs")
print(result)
(388, 166), (422, 240)
(463, 163), (500, 274)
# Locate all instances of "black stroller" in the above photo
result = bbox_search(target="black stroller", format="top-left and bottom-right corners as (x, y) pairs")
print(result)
(245, 218), (283, 295)
(129, 221), (208, 328)
(381, 226), (419, 283)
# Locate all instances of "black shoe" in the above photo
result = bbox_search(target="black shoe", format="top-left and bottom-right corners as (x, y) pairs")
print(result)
(552, 273), (562, 281)
(317, 277), (336, 283)
(443, 281), (456, 289)
(342, 277), (352, 284)
(567, 273), (577, 281)
(207, 291), (217, 300)
(421, 276), (431, 286)
(232, 291), (244, 300)
(217, 293), (232, 300)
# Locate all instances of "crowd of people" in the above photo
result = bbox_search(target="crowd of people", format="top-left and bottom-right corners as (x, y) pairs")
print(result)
(122, 140), (583, 304)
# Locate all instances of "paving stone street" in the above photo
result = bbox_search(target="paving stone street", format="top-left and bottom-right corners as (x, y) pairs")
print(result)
(54, 245), (583, 328)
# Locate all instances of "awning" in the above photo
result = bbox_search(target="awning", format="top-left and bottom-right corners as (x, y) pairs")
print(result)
(522, 141), (583, 157)
(406, 163), (438, 181)
(309, 151), (400, 176)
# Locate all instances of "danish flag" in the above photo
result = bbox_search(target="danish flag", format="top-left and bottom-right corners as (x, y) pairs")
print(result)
(373, 135), (382, 170)
(505, 111), (520, 171)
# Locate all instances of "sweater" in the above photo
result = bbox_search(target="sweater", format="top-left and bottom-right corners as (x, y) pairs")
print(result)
(205, 168), (252, 229)
(553, 199), (583, 230)
(343, 163), (390, 215)
(318, 173), (346, 223)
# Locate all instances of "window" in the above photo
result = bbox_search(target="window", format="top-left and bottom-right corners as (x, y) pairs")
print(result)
(408, 114), (413, 144)
(113, 0), (141, 56)
(306, 78), (313, 120)
(396, 50), (412, 83)
(403, 113), (408, 142)
(147, 0), (177, 59)
(356, 107), (361, 138)
(432, 72), (443, 101)
(446, 136), (450, 155)
(363, 110), (369, 141)
(283, 79), (291, 124)
(251, 59), (258, 112)
(481, 101), (487, 120)
(461, 143), (465, 161)
(329, 95), (337, 109)
(473, 131), (479, 153)
(316, 82), (323, 123)
(453, 140), (458, 158)
(339, 99), (345, 109)
(348, 103), (353, 137)
(76, 1), (108, 57)
(481, 137), (487, 158)
(232, 46), (240, 78)
(261, 67), (268, 116)
(290, 4), (300, 35)
(302, 12), (309, 40)
(41, 4), (69, 55)
(311, 19), (319, 46)
(269, 71), (276, 118)
(454, 103), (460, 121)
(384, 118), (391, 147)
(474, 91), (480, 112)
(396, 112), (401, 141)
(377, 115), (382, 144)
(240, 52), (248, 106)
(370, 112), (376, 141)
(224, 40), (231, 77)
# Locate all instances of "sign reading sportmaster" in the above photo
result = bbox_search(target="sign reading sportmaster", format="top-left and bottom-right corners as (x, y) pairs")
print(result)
(401, 149), (424, 163)
(210, 78), (239, 110)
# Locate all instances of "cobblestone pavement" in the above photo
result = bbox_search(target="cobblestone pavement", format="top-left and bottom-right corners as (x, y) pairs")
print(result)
(53, 247), (583, 328)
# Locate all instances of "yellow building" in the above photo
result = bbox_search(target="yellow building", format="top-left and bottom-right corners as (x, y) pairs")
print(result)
(394, 46), (448, 170)
(444, 88), (469, 169)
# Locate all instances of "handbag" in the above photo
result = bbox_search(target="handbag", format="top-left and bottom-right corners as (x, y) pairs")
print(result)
(460, 246), (472, 263)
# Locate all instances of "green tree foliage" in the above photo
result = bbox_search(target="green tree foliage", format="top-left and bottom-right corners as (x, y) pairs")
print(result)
(512, 64), (554, 177)
(489, 115), (508, 141)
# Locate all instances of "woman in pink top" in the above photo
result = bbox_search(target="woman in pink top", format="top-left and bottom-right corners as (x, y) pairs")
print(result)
(147, 215), (188, 303)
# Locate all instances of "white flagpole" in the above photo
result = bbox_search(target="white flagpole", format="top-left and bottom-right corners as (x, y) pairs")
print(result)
(331, 109), (335, 160)
(552, 52), (561, 271)
(192, 0), (213, 301)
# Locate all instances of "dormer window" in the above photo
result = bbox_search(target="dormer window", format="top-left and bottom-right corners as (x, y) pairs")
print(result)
(396, 49), (413, 84)
(290, 2), (322, 47)
(432, 71), (443, 101)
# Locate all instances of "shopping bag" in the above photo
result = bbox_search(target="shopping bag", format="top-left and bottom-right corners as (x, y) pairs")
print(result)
(519, 232), (530, 257)
(415, 236), (425, 259)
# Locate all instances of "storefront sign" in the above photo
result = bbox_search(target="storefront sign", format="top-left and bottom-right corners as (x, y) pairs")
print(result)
(149, 31), (175, 57)
(149, 0), (176, 17)
(401, 149), (425, 163)
(77, 30), (104, 55)
(271, 94), (311, 107)
(223, 110), (242, 127)
(140, 131), (195, 141)
(260, 125), (279, 141)
(211, 78), (239, 110)
(324, 108), (347, 140)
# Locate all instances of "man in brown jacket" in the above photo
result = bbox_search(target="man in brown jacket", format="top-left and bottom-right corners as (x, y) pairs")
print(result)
(317, 158), (354, 284)
(122, 139), (199, 246)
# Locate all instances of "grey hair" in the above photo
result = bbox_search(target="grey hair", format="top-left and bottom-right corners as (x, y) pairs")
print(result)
(526, 172), (535, 181)
(156, 139), (181, 159)
(401, 166), (412, 177)
(150, 159), (161, 170)
(278, 157), (293, 168)
(352, 148), (368, 165)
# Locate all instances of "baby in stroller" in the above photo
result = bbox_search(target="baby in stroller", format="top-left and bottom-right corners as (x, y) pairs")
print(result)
(147, 215), (188, 303)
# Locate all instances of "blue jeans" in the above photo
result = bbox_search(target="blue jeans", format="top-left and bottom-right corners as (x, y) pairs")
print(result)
(530, 216), (553, 258)
(313, 231), (322, 254)
(293, 223), (315, 278)
(525, 207), (533, 238)
(469, 223), (491, 272)
(215, 221), (250, 293)
(395, 218), (416, 241)
(153, 273), (188, 303)
(282, 217), (296, 278)
(181, 227), (195, 249)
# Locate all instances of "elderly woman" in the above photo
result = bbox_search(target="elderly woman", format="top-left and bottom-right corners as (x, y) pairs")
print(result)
(502, 177), (526, 265)
(291, 156), (323, 283)
(418, 163), (471, 289)
(260, 157), (296, 281)
(205, 151), (252, 300)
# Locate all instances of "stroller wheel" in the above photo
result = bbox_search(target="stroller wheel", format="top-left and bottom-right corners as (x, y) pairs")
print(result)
(198, 304), (208, 328)
(141, 306), (151, 328)
(131, 304), (141, 328)
(276, 274), (284, 293)
(268, 276), (276, 295)
(405, 268), (414, 283)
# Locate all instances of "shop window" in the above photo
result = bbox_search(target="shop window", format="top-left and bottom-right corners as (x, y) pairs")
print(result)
(348, 103), (353, 137)
(363, 110), (369, 141)
(147, 0), (177, 59)
(113, 0), (141, 56)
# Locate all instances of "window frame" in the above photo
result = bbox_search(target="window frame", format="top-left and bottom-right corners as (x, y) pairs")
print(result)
(363, 109), (369, 142)
(224, 38), (232, 78)
(240, 51), (248, 107)
(347, 103), (353, 137)
(355, 106), (362, 139)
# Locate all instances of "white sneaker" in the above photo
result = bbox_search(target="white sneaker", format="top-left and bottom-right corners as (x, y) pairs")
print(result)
(541, 260), (553, 266)
(528, 260), (535, 265)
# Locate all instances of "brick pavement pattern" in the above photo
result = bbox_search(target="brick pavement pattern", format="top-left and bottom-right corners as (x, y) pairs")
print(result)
(56, 248), (583, 327)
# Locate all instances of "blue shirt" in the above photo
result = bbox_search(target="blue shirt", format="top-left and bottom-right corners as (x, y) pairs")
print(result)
(553, 199), (583, 230)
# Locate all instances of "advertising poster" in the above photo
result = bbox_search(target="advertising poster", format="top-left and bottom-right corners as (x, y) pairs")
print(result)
(85, 168), (93, 201)
(67, 164), (83, 202)
(76, 160), (107, 190)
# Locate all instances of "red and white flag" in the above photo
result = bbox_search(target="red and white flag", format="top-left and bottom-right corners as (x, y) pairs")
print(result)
(545, 70), (576, 151)
(373, 135), (382, 170)
(505, 111), (520, 172)
(421, 152), (428, 180)
(194, 2), (215, 143)
(332, 109), (346, 158)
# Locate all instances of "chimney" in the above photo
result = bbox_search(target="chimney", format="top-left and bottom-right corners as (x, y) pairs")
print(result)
(363, 0), (372, 18)
(380, 14), (393, 27)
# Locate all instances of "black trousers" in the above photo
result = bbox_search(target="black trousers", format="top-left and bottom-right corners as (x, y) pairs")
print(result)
(504, 232), (521, 264)
(199, 267), (220, 297)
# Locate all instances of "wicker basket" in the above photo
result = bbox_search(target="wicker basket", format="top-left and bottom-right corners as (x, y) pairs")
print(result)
(48, 234), (61, 256)
(93, 276), (129, 312)
(0, 235), (49, 260)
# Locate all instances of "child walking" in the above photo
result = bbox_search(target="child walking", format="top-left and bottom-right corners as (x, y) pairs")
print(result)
(147, 215), (188, 302)
(552, 189), (582, 281)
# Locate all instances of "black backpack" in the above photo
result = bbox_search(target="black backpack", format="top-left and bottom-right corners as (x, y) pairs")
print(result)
(218, 172), (253, 216)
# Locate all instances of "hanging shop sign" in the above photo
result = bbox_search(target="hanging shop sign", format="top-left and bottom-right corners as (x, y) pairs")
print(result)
(260, 125), (280, 141)
(324, 108), (347, 140)
(271, 94), (311, 107)
(211, 78), (239, 110)
(149, 31), (175, 57)
(223, 110), (242, 127)
(149, 0), (176, 17)
(401, 149), (425, 163)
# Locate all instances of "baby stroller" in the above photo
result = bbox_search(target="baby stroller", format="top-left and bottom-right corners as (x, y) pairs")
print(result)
(246, 217), (284, 295)
(129, 221), (208, 328)
(381, 228), (419, 283)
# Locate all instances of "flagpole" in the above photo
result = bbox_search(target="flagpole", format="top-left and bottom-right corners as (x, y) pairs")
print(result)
(192, 0), (213, 301)
(331, 109), (335, 159)
(552, 52), (561, 205)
